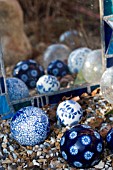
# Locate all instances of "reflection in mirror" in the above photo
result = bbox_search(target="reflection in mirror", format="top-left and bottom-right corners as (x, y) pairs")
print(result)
(3, 0), (102, 103)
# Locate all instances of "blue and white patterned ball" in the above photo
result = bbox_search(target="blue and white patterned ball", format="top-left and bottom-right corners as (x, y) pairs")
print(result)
(10, 106), (50, 146)
(36, 75), (60, 94)
(68, 47), (92, 74)
(56, 100), (83, 126)
(6, 77), (29, 102)
(12, 59), (45, 89)
(106, 128), (113, 151)
(47, 59), (70, 77)
(60, 124), (104, 168)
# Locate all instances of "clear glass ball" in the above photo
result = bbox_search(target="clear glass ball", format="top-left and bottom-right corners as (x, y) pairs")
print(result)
(100, 67), (113, 104)
(43, 44), (71, 68)
(59, 30), (83, 50)
(82, 49), (104, 84)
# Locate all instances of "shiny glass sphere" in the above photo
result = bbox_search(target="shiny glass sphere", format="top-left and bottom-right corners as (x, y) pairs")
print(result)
(82, 49), (104, 84)
(100, 67), (113, 104)
(43, 44), (71, 68)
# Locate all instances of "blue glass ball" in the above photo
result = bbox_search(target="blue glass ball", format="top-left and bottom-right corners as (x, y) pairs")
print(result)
(47, 59), (70, 77)
(56, 100), (83, 126)
(6, 77), (29, 102)
(106, 128), (113, 151)
(36, 75), (60, 94)
(12, 59), (45, 89)
(60, 124), (104, 168)
(10, 106), (50, 146)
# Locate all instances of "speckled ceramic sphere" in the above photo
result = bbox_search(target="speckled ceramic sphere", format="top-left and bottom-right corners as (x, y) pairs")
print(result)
(106, 128), (113, 151)
(43, 44), (71, 68)
(82, 49), (104, 84)
(6, 77), (29, 102)
(10, 106), (50, 146)
(68, 47), (91, 74)
(56, 100), (83, 126)
(12, 59), (45, 89)
(47, 59), (70, 77)
(59, 30), (82, 50)
(36, 75), (60, 94)
(100, 67), (113, 104)
(60, 124), (104, 168)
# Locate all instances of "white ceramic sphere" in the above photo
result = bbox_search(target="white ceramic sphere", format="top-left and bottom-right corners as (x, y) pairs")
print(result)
(36, 75), (60, 94)
(43, 44), (71, 68)
(68, 47), (91, 74)
(56, 100), (83, 126)
(100, 67), (113, 104)
(82, 49), (104, 84)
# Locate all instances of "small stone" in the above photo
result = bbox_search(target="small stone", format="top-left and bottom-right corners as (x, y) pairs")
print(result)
(94, 161), (105, 169)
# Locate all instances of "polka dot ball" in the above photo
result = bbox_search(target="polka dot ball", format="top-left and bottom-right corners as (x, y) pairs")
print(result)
(12, 59), (45, 89)
(47, 59), (70, 77)
(60, 124), (104, 168)
(106, 128), (113, 151)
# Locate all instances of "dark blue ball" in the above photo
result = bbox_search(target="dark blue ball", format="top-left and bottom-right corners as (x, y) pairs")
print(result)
(13, 59), (45, 89)
(106, 128), (113, 151)
(60, 124), (104, 168)
(47, 59), (70, 77)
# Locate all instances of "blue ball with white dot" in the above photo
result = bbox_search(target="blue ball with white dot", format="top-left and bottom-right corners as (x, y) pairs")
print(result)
(106, 128), (113, 151)
(12, 59), (45, 89)
(60, 124), (104, 168)
(47, 59), (70, 77)
(10, 106), (50, 146)
(6, 77), (29, 102)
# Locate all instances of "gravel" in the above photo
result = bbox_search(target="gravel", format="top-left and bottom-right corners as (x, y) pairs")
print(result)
(0, 89), (113, 169)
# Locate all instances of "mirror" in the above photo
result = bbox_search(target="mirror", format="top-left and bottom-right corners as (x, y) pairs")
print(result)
(0, 0), (103, 113)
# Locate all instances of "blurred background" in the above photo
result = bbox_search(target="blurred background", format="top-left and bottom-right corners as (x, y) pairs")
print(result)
(0, 0), (100, 66)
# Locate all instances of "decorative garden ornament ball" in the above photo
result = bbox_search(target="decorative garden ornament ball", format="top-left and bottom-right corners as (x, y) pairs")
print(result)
(100, 67), (113, 104)
(47, 59), (70, 77)
(43, 44), (71, 68)
(56, 100), (83, 126)
(68, 47), (91, 74)
(12, 59), (45, 89)
(36, 75), (60, 94)
(82, 49), (104, 84)
(106, 128), (113, 151)
(60, 124), (104, 168)
(6, 77), (29, 102)
(10, 106), (50, 146)
(59, 30), (83, 50)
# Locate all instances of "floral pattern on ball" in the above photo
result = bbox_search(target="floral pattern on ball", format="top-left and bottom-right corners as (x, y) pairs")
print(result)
(10, 106), (50, 146)
(47, 59), (70, 77)
(13, 59), (45, 89)
(36, 75), (60, 94)
(60, 124), (104, 168)
(56, 100), (83, 126)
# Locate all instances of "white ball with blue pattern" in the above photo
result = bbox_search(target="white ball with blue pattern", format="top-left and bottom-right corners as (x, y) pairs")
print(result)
(56, 100), (83, 126)
(68, 47), (91, 74)
(36, 75), (60, 94)
(60, 124), (104, 168)
(6, 77), (29, 102)
(10, 106), (50, 146)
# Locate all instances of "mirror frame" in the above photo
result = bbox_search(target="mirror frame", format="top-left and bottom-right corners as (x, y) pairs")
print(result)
(0, 0), (107, 119)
